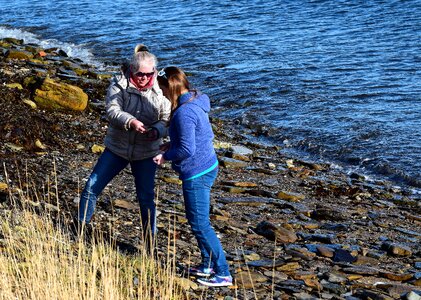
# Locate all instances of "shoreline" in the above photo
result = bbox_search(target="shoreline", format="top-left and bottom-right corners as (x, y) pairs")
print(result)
(1, 27), (421, 193)
(1, 38), (420, 299)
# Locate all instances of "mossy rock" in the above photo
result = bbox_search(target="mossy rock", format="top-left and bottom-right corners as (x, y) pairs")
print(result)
(2, 38), (23, 45)
(5, 49), (34, 60)
(34, 78), (88, 111)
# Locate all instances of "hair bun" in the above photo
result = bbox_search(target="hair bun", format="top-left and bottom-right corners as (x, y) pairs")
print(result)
(134, 44), (149, 53)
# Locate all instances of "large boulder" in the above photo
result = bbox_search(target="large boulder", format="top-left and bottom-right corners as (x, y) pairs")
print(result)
(34, 78), (88, 111)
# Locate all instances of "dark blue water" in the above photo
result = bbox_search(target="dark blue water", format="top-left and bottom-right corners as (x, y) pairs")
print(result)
(1, 0), (421, 192)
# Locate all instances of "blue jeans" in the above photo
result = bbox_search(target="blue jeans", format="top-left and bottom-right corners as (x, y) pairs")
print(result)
(182, 167), (230, 277)
(79, 149), (157, 238)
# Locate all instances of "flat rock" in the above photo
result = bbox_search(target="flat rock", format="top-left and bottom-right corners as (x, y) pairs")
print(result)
(254, 221), (298, 243)
(342, 266), (380, 276)
(235, 271), (267, 288)
(219, 157), (248, 168)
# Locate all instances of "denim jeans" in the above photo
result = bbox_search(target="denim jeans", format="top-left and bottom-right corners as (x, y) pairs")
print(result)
(182, 167), (230, 276)
(79, 148), (157, 239)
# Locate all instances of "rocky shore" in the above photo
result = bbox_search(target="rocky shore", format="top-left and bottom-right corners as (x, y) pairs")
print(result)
(0, 38), (420, 300)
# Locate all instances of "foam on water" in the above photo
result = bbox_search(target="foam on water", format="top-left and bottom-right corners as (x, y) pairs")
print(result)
(0, 26), (102, 68)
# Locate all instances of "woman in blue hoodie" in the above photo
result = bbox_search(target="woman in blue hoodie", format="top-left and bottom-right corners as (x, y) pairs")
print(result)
(153, 67), (232, 287)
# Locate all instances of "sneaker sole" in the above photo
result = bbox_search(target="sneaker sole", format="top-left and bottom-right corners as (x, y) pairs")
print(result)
(197, 278), (233, 287)
(190, 272), (213, 277)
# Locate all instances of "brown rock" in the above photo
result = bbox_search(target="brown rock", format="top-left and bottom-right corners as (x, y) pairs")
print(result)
(235, 271), (267, 289)
(380, 272), (413, 282)
(276, 262), (301, 272)
(342, 266), (380, 276)
(254, 221), (298, 243)
(381, 241), (413, 257)
(220, 180), (258, 187)
(316, 245), (335, 258)
(112, 199), (138, 211)
(277, 191), (305, 202)
(34, 78), (88, 111)
(5, 49), (34, 60)
(219, 157), (248, 168)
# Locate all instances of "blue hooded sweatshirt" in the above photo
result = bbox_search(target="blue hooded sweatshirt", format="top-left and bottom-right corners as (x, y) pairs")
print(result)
(163, 91), (218, 180)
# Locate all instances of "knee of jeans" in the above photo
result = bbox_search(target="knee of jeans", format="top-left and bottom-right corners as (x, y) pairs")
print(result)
(83, 174), (98, 194)
(189, 219), (212, 234)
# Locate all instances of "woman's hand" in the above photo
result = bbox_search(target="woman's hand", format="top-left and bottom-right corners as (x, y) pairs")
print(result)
(153, 153), (166, 165)
(130, 119), (147, 133)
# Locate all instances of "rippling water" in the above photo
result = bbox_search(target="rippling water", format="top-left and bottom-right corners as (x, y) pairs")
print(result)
(1, 0), (421, 191)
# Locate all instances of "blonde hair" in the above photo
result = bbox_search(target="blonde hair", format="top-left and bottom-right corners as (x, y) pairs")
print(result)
(130, 44), (157, 71)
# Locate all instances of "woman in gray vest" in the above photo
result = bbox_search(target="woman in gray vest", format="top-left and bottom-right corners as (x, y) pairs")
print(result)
(78, 44), (171, 248)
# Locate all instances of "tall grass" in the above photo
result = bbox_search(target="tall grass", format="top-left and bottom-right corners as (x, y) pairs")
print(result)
(0, 166), (183, 300)
(0, 211), (185, 300)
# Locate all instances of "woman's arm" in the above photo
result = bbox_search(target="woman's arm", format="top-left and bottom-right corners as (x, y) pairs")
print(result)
(163, 112), (197, 161)
(106, 83), (136, 130)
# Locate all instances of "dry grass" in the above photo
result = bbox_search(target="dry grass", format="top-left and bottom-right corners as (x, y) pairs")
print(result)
(0, 208), (184, 300)
(0, 165), (183, 300)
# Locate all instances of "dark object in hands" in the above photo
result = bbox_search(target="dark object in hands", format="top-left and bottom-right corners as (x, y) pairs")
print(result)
(145, 127), (159, 141)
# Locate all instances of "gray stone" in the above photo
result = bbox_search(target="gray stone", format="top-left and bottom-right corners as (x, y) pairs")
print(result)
(230, 145), (253, 156)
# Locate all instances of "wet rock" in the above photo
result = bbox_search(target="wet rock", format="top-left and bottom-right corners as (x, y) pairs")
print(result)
(254, 221), (298, 243)
(2, 37), (24, 45)
(333, 249), (357, 263)
(34, 78), (88, 111)
(311, 204), (347, 221)
(381, 241), (413, 257)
